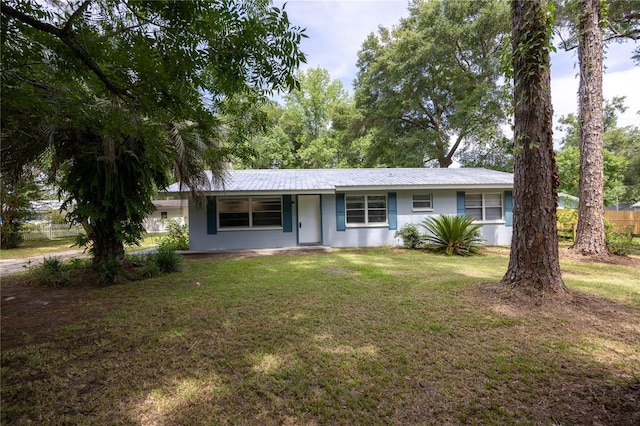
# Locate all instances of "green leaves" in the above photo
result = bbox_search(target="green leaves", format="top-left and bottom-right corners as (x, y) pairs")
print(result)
(247, 67), (364, 169)
(420, 214), (484, 256)
(354, 0), (511, 168)
(2, 0), (307, 266)
(555, 97), (640, 204)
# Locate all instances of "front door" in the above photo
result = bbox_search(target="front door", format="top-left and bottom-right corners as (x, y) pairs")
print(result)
(298, 195), (321, 245)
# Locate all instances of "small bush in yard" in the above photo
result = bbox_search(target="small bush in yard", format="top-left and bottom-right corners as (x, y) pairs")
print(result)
(421, 214), (484, 256)
(605, 222), (634, 255)
(395, 224), (423, 249)
(29, 256), (71, 287)
(41, 255), (64, 272)
(157, 219), (189, 250)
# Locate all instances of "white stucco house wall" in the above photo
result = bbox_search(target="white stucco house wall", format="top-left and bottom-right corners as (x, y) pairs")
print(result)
(144, 199), (188, 233)
(165, 168), (514, 251)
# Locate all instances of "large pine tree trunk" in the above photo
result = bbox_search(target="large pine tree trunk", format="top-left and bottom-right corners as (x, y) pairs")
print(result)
(573, 0), (608, 256)
(502, 0), (566, 294)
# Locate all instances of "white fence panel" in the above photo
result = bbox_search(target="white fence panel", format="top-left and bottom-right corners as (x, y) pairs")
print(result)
(21, 223), (85, 241)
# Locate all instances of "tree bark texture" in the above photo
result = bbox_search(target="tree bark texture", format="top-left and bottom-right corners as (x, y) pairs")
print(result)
(573, 0), (608, 256)
(502, 0), (566, 293)
(90, 220), (126, 268)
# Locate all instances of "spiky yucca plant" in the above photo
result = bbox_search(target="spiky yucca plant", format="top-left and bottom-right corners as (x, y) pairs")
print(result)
(421, 215), (484, 256)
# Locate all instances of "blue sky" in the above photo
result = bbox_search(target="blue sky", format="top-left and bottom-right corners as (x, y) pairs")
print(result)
(276, 0), (640, 142)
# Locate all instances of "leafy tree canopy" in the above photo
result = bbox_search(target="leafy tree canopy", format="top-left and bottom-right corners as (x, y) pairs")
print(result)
(354, 0), (511, 168)
(1, 0), (306, 265)
(556, 97), (640, 204)
(246, 67), (369, 169)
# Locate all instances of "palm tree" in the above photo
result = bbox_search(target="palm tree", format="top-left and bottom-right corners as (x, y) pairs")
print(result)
(420, 215), (484, 256)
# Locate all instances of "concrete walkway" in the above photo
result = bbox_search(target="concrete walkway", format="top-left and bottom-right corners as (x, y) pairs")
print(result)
(0, 249), (87, 276)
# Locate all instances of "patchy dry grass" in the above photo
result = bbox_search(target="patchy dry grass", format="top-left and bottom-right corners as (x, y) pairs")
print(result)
(1, 247), (639, 425)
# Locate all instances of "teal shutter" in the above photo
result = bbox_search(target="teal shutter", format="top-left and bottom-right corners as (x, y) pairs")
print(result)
(336, 193), (346, 231)
(206, 196), (217, 235)
(388, 192), (397, 230)
(456, 192), (466, 216)
(283, 195), (293, 232)
(504, 190), (513, 227)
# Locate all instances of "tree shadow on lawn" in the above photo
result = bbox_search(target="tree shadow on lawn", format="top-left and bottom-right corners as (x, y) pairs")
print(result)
(462, 282), (640, 425)
(1, 255), (639, 425)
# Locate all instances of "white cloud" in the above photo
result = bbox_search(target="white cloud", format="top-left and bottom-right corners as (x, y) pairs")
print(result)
(277, 0), (409, 90)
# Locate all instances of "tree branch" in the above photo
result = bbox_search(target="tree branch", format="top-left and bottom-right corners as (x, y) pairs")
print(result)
(1, 3), (63, 36)
(454, 40), (473, 70)
(399, 116), (431, 131)
(1, 2), (135, 103)
(446, 131), (467, 163)
(62, 0), (93, 34)
(554, 28), (578, 51)
(98, 22), (146, 40)
(602, 19), (640, 41)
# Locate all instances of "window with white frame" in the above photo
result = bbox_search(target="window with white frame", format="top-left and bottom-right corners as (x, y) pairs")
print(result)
(346, 195), (387, 225)
(218, 196), (282, 228)
(412, 194), (433, 211)
(465, 193), (503, 221)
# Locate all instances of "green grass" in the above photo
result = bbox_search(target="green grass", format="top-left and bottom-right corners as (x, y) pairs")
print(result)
(125, 233), (168, 253)
(2, 248), (639, 425)
(0, 233), (167, 260)
(0, 236), (79, 260)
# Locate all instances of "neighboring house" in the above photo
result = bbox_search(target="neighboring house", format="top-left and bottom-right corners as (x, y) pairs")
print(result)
(144, 199), (188, 233)
(165, 168), (514, 251)
(632, 202), (640, 212)
(27, 200), (67, 222)
(558, 193), (578, 209)
(605, 202), (635, 211)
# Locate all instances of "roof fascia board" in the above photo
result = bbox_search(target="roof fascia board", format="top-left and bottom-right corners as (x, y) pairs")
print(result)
(335, 184), (513, 191)
(166, 185), (514, 195)
(199, 189), (335, 197)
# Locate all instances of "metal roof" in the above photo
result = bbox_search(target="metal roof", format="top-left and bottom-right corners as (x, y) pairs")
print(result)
(165, 168), (513, 194)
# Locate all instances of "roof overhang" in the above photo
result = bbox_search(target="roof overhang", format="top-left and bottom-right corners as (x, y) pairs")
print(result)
(335, 184), (513, 191)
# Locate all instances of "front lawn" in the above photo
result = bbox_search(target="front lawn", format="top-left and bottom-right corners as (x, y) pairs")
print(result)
(1, 248), (639, 425)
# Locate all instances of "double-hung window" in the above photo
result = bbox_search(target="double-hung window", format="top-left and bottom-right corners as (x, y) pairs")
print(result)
(412, 194), (433, 211)
(346, 195), (387, 225)
(465, 193), (503, 221)
(218, 196), (282, 229)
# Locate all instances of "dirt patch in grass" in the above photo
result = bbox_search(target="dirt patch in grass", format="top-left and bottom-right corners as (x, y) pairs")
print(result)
(0, 277), (110, 349)
(559, 247), (640, 267)
(322, 268), (358, 275)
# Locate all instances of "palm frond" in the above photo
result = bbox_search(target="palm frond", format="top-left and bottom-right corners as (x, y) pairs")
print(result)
(421, 214), (484, 256)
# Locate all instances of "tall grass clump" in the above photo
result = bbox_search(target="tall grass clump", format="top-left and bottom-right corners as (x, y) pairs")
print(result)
(28, 256), (83, 287)
(153, 248), (183, 273)
(421, 214), (484, 256)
